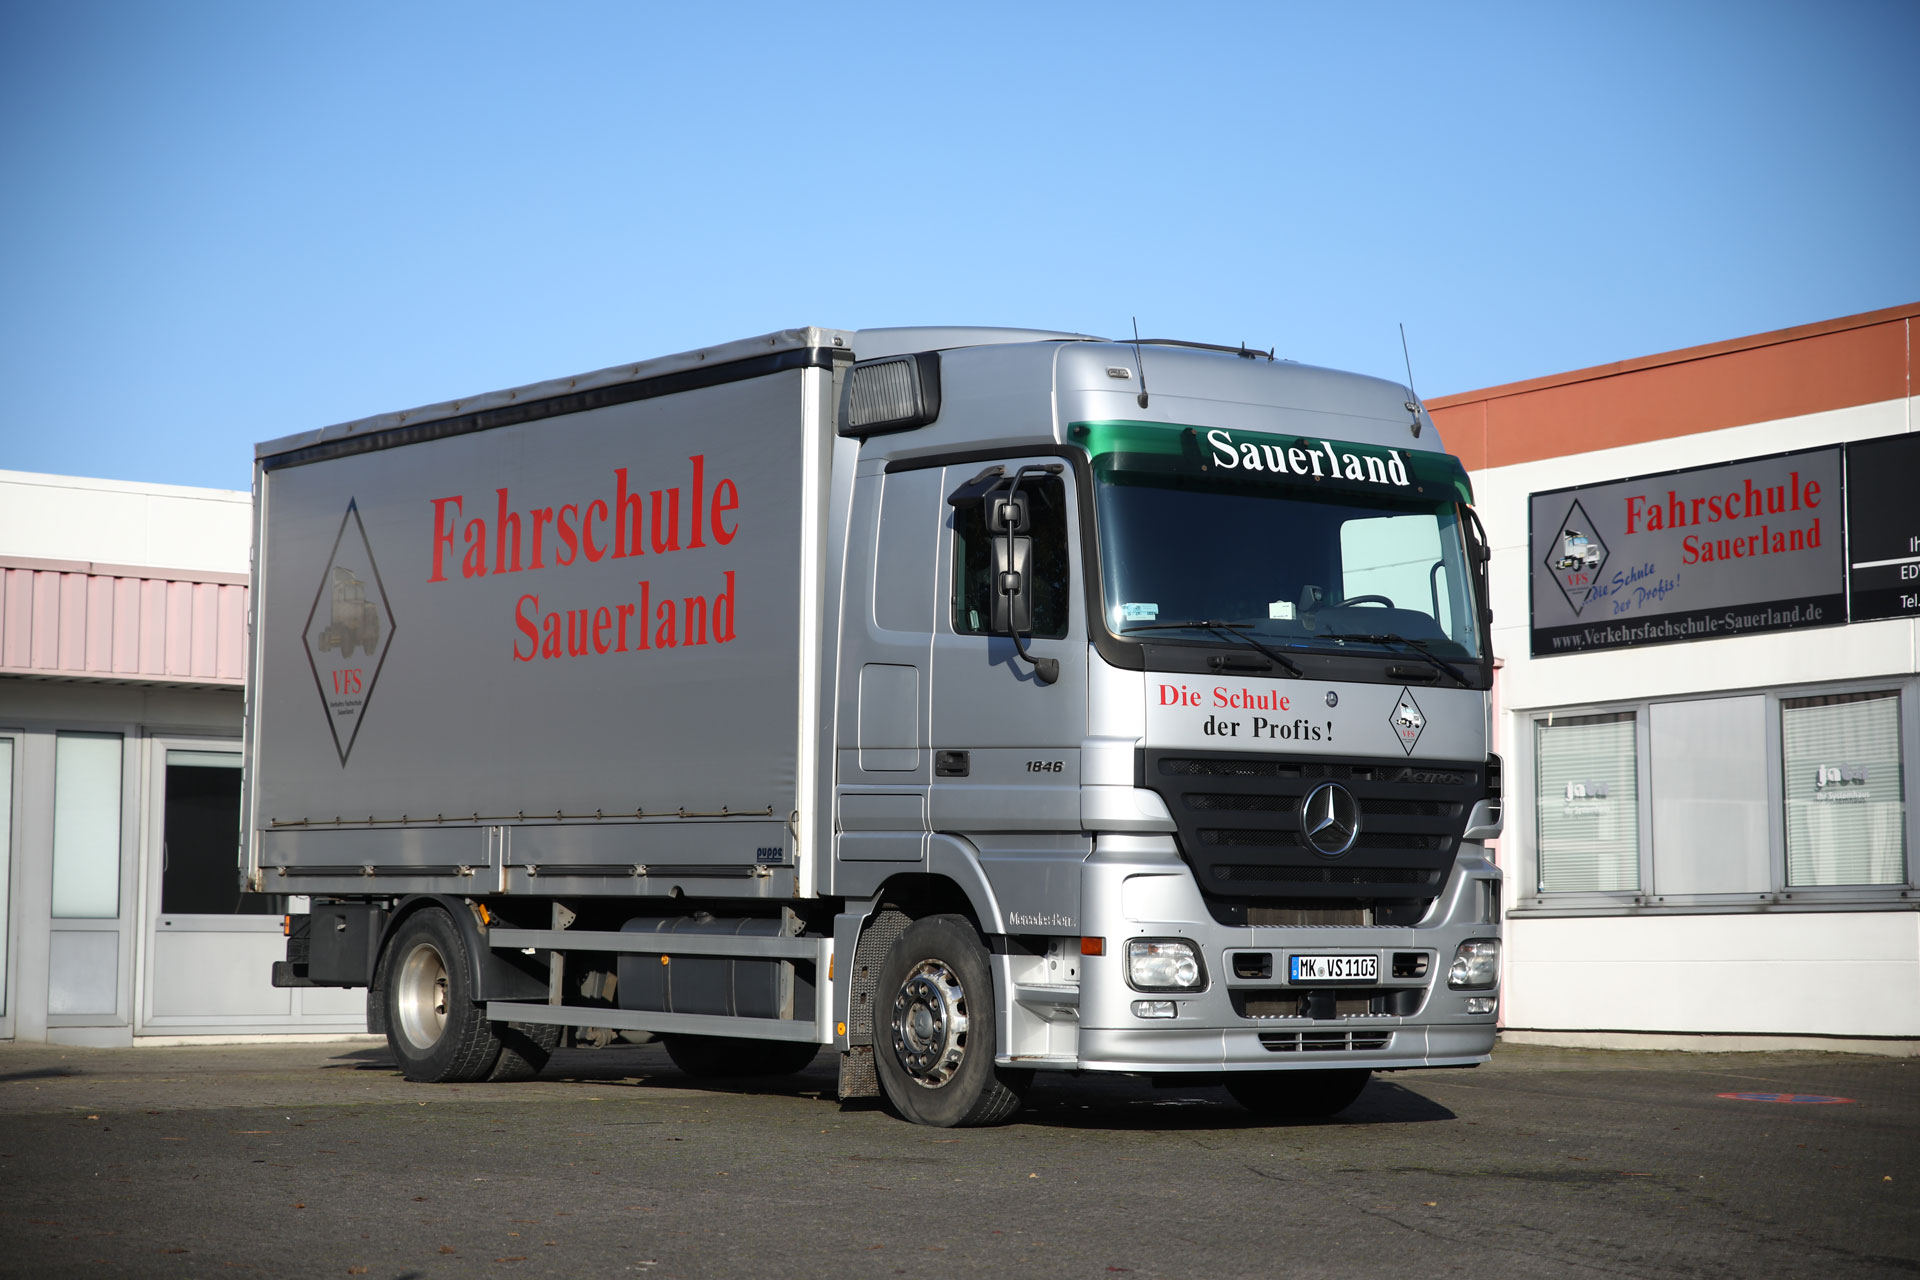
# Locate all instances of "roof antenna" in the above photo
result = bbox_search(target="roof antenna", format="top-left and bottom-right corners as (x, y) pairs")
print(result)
(1398, 322), (1422, 438)
(1131, 316), (1150, 410)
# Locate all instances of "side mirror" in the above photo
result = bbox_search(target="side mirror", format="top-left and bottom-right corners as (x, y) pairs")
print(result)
(990, 535), (1034, 634)
(987, 494), (1029, 535)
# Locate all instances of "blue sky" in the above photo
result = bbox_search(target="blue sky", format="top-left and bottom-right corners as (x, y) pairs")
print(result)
(2, 1), (1914, 491)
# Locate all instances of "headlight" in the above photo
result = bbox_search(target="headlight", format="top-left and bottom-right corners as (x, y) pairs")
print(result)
(1127, 939), (1205, 991)
(1448, 938), (1499, 989)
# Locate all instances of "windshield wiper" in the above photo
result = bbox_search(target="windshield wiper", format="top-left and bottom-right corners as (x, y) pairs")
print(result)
(1313, 631), (1472, 688)
(1119, 620), (1303, 677)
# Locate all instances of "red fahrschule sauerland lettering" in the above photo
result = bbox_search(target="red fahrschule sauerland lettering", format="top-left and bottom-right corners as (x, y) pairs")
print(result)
(426, 455), (739, 583)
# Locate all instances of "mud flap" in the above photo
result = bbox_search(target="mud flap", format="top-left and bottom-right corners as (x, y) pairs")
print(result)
(837, 907), (910, 1100)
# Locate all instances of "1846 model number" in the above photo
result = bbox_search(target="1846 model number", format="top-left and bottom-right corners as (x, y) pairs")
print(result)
(1026, 760), (1063, 773)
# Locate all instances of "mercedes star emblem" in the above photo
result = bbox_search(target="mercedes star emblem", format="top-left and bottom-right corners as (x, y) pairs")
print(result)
(1302, 781), (1360, 856)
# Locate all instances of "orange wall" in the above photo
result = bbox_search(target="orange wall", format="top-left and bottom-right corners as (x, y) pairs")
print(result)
(1429, 303), (1917, 472)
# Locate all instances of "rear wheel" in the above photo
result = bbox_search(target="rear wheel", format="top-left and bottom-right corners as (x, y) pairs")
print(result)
(487, 1021), (562, 1081)
(661, 1036), (820, 1079)
(383, 908), (502, 1083)
(873, 914), (1029, 1127)
(1226, 1069), (1371, 1119)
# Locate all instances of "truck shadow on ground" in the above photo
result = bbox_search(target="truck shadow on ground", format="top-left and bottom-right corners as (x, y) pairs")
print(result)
(325, 1045), (1456, 1129)
(1012, 1075), (1457, 1131)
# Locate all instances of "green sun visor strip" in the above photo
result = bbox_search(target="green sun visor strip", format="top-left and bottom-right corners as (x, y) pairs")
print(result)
(1068, 420), (1474, 505)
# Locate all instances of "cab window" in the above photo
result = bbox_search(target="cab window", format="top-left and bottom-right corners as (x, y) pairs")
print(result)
(952, 474), (1070, 638)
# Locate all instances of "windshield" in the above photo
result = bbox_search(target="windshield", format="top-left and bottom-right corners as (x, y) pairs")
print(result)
(1093, 464), (1486, 662)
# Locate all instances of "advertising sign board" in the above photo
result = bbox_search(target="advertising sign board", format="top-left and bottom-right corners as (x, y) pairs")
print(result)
(1529, 447), (1844, 656)
(1844, 433), (1920, 623)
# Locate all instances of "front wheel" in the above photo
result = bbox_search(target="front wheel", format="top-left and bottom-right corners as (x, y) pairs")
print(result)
(383, 908), (503, 1083)
(873, 914), (1029, 1127)
(1226, 1068), (1371, 1119)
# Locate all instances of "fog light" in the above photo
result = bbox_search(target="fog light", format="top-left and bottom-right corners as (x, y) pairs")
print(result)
(1466, 996), (1497, 1015)
(1127, 939), (1205, 991)
(1132, 1000), (1177, 1019)
(1448, 938), (1499, 989)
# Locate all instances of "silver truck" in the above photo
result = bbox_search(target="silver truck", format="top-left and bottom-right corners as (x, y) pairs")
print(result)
(255, 326), (1504, 1126)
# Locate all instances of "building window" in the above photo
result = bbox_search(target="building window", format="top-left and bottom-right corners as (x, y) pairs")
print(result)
(1534, 711), (1640, 893)
(1650, 696), (1771, 895)
(51, 732), (123, 919)
(1782, 691), (1906, 887)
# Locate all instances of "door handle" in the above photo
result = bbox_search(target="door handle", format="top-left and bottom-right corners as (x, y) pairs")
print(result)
(935, 751), (970, 778)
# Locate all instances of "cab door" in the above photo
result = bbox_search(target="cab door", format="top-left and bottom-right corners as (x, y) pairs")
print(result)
(928, 459), (1088, 837)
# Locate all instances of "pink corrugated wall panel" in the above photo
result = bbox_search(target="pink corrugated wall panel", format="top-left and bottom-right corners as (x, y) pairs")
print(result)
(85, 576), (115, 672)
(58, 573), (89, 670)
(31, 572), (60, 668)
(164, 580), (192, 677)
(189, 582), (219, 678)
(216, 584), (247, 679)
(140, 578), (168, 675)
(3, 569), (31, 667)
(112, 577), (142, 673)
(0, 566), (246, 685)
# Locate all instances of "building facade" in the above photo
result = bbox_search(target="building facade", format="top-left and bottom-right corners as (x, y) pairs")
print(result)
(5, 304), (1914, 1052)
(1431, 302), (1920, 1054)
(0, 470), (364, 1043)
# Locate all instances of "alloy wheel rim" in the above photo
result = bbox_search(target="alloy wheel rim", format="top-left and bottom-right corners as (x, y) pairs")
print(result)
(395, 940), (450, 1051)
(890, 958), (970, 1088)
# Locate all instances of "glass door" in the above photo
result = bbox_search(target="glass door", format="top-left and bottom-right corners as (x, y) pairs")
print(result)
(48, 731), (134, 1032)
(138, 739), (362, 1033)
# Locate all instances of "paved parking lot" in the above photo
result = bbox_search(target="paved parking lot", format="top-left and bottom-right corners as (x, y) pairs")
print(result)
(0, 1038), (1912, 1279)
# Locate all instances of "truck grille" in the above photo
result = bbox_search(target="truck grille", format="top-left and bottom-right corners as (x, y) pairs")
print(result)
(1257, 1029), (1394, 1052)
(1141, 750), (1481, 902)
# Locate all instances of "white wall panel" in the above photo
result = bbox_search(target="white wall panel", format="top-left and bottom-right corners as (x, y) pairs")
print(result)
(1503, 912), (1920, 1037)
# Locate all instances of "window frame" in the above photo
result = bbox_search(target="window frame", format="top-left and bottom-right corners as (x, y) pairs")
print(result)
(1511, 674), (1920, 917)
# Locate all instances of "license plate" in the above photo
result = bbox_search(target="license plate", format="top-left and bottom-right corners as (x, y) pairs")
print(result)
(1290, 954), (1378, 983)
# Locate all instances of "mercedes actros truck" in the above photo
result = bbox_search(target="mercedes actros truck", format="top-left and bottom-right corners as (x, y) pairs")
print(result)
(255, 325), (1503, 1126)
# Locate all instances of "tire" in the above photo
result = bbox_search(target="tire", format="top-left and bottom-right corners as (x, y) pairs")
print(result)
(382, 908), (503, 1083)
(487, 1021), (562, 1081)
(873, 914), (1029, 1127)
(1226, 1069), (1371, 1120)
(661, 1036), (821, 1079)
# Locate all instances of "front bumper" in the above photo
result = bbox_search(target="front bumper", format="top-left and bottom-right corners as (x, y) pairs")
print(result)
(997, 833), (1501, 1073)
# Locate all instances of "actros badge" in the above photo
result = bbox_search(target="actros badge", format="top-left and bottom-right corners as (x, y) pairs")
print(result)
(302, 499), (397, 766)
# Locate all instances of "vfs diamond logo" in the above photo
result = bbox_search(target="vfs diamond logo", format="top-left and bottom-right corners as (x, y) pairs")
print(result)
(1389, 686), (1427, 755)
(302, 500), (397, 766)
(1546, 499), (1609, 615)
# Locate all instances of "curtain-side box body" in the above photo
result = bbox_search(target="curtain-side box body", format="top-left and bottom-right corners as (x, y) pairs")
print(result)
(243, 331), (844, 899)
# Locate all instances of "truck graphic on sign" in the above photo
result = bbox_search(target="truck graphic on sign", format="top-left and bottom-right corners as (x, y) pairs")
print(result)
(316, 566), (381, 659)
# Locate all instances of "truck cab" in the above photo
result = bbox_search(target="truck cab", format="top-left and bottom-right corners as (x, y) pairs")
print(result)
(825, 330), (1502, 1121)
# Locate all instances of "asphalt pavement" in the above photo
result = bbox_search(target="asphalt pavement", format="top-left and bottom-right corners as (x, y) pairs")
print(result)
(0, 1037), (1912, 1279)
